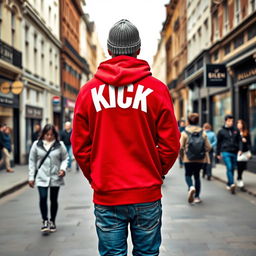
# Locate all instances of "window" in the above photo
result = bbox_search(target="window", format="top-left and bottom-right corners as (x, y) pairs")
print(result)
(224, 43), (231, 55)
(49, 6), (51, 25)
(234, 0), (241, 25)
(34, 34), (37, 74)
(213, 11), (219, 41)
(234, 33), (244, 49)
(250, 0), (256, 12)
(0, 1), (2, 39)
(41, 41), (44, 77)
(27, 88), (30, 100)
(248, 23), (256, 40)
(11, 9), (16, 46)
(213, 50), (218, 61)
(223, 0), (229, 34)
(36, 91), (40, 103)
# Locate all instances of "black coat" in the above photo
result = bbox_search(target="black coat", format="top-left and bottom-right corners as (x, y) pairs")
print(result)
(60, 130), (72, 146)
(217, 126), (242, 155)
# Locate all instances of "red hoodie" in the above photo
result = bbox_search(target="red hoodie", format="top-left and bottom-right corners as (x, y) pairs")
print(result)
(71, 56), (180, 205)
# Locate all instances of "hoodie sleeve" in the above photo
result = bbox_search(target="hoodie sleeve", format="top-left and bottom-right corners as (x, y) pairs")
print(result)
(156, 86), (180, 175)
(71, 90), (92, 183)
(28, 141), (37, 181)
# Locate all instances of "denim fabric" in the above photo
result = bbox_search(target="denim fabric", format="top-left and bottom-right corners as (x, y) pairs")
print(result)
(221, 152), (237, 186)
(65, 145), (72, 168)
(184, 163), (203, 198)
(94, 200), (162, 256)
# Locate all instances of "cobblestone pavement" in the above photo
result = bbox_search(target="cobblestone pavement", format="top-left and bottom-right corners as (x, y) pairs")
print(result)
(0, 163), (256, 256)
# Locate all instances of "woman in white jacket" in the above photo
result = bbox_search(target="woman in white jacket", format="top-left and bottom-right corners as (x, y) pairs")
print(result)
(28, 124), (68, 234)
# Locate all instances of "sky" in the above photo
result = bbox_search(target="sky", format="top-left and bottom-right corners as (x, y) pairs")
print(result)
(85, 0), (169, 65)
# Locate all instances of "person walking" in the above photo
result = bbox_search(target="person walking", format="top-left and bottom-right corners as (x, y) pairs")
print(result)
(180, 113), (211, 204)
(71, 19), (180, 256)
(28, 124), (68, 234)
(236, 119), (252, 190)
(216, 115), (242, 194)
(202, 123), (217, 180)
(60, 121), (72, 171)
(32, 123), (41, 143)
(1, 125), (14, 173)
(178, 120), (186, 168)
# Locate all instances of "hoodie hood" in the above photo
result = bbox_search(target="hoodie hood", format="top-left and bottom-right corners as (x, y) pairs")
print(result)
(94, 55), (151, 87)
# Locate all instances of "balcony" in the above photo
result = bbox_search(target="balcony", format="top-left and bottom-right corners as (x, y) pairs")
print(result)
(0, 39), (22, 69)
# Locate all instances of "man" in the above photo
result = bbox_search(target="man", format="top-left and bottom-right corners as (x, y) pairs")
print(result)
(71, 19), (180, 256)
(32, 123), (41, 143)
(180, 114), (211, 204)
(178, 120), (186, 168)
(60, 121), (72, 171)
(217, 115), (242, 194)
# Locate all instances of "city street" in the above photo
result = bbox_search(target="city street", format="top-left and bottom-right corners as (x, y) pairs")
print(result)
(0, 163), (256, 256)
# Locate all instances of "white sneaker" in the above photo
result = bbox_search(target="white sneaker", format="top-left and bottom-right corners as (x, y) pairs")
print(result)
(188, 186), (195, 203)
(230, 184), (236, 194)
(237, 180), (244, 188)
(226, 186), (230, 191)
(193, 197), (202, 204)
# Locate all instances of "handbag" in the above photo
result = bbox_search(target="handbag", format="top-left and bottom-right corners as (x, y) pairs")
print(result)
(34, 142), (56, 179)
(237, 151), (252, 162)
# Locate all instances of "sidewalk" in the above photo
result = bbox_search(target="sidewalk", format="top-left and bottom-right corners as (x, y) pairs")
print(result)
(212, 164), (256, 196)
(0, 165), (28, 198)
(0, 163), (255, 199)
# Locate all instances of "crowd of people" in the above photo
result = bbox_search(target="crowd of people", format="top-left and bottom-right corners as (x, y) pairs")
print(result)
(179, 113), (252, 204)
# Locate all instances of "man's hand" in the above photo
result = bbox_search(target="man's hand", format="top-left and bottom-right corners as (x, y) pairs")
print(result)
(217, 155), (222, 160)
(28, 180), (35, 188)
(58, 170), (65, 177)
(238, 151), (242, 156)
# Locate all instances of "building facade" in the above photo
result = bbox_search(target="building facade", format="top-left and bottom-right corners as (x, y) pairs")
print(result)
(21, 0), (62, 163)
(60, 0), (90, 126)
(162, 0), (188, 121)
(0, 0), (23, 164)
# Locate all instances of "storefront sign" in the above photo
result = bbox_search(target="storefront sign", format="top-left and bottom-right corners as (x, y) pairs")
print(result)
(0, 96), (13, 105)
(26, 105), (43, 119)
(206, 64), (227, 87)
(237, 67), (256, 81)
(52, 96), (60, 104)
(65, 99), (76, 109)
(0, 81), (24, 94)
(12, 81), (24, 95)
(0, 82), (11, 94)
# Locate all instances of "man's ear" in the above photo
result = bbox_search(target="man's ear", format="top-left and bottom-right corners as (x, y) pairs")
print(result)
(136, 49), (141, 56)
(108, 50), (113, 56)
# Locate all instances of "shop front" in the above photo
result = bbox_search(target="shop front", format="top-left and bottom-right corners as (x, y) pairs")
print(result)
(25, 105), (43, 158)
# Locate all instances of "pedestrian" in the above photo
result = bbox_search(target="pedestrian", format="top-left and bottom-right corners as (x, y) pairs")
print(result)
(0, 124), (5, 168)
(1, 125), (14, 173)
(178, 119), (186, 168)
(71, 19), (180, 256)
(28, 124), (68, 235)
(202, 123), (217, 180)
(60, 121), (72, 171)
(32, 123), (41, 143)
(236, 119), (252, 190)
(180, 113), (211, 204)
(216, 114), (242, 194)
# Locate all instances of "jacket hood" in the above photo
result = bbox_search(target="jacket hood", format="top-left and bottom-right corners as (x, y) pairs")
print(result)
(94, 55), (151, 87)
(185, 126), (203, 133)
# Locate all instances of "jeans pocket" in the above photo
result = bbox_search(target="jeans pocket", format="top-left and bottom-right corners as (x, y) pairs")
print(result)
(94, 205), (119, 232)
(136, 200), (162, 231)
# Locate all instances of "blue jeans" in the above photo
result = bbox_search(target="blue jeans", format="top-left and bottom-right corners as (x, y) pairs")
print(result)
(65, 145), (72, 168)
(221, 152), (237, 186)
(94, 200), (162, 256)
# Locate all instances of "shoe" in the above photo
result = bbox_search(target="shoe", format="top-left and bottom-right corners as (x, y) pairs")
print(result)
(193, 197), (202, 204)
(237, 180), (244, 188)
(230, 184), (236, 194)
(41, 220), (49, 234)
(49, 221), (56, 232)
(6, 168), (14, 173)
(188, 186), (195, 203)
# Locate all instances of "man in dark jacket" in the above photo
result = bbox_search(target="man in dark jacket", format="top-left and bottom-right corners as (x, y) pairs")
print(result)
(60, 121), (72, 170)
(217, 115), (242, 194)
(71, 19), (180, 256)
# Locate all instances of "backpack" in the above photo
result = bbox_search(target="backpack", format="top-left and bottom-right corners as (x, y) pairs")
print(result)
(185, 130), (205, 160)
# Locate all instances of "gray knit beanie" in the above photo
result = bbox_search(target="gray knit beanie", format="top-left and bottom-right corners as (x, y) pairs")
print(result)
(107, 19), (141, 55)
